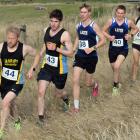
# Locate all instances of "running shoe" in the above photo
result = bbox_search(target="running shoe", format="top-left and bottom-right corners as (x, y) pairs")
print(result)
(0, 129), (4, 140)
(112, 87), (120, 96)
(92, 82), (99, 97)
(14, 117), (21, 131)
(63, 98), (70, 112)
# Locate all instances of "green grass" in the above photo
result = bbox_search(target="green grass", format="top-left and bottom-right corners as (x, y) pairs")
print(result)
(0, 4), (80, 24)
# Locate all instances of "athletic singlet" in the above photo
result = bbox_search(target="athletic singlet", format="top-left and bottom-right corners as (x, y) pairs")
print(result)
(43, 27), (68, 74)
(75, 21), (98, 58)
(133, 16), (140, 45)
(0, 42), (24, 86)
(109, 17), (129, 49)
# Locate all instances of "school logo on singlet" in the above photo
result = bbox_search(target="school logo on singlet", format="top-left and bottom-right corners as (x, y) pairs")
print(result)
(4, 59), (18, 66)
(115, 28), (124, 33)
(2, 67), (19, 81)
(80, 31), (88, 35)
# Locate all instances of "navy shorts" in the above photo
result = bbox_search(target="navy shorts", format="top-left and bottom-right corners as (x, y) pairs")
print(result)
(0, 84), (23, 99)
(108, 48), (128, 63)
(132, 43), (140, 52)
(73, 55), (98, 74)
(37, 68), (67, 89)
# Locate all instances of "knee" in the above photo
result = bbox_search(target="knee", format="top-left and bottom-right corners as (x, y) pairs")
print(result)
(38, 89), (45, 97)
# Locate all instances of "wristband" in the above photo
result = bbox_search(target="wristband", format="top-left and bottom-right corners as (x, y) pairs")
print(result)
(93, 46), (97, 51)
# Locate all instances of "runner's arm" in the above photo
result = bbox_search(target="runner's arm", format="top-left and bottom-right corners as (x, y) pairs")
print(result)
(56, 31), (73, 57)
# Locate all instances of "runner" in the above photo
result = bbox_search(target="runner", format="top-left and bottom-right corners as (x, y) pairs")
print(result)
(28, 9), (73, 125)
(103, 5), (138, 95)
(72, 3), (105, 113)
(0, 26), (36, 138)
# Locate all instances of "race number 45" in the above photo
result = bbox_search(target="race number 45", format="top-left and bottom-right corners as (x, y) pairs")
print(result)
(2, 67), (18, 81)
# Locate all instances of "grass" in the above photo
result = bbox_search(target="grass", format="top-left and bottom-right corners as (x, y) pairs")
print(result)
(0, 2), (140, 140)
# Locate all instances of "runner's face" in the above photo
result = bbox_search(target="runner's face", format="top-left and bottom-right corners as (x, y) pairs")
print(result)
(80, 7), (91, 22)
(7, 32), (18, 48)
(50, 18), (60, 31)
(115, 9), (125, 20)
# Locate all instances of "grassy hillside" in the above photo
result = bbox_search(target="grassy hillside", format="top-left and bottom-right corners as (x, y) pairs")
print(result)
(0, 2), (140, 140)
(0, 0), (126, 3)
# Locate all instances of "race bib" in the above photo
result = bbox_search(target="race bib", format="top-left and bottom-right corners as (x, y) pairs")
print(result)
(2, 67), (18, 81)
(78, 40), (89, 50)
(46, 54), (58, 67)
(135, 32), (140, 39)
(112, 39), (123, 47)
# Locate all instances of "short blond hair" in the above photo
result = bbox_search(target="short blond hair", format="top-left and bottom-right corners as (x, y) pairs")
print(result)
(6, 26), (20, 37)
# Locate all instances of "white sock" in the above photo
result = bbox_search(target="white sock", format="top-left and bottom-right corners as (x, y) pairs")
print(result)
(74, 100), (79, 109)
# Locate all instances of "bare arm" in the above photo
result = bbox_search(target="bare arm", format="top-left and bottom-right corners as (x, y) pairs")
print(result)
(73, 33), (79, 53)
(23, 44), (36, 57)
(84, 23), (105, 54)
(27, 44), (46, 79)
(94, 23), (105, 48)
(102, 19), (115, 41)
(128, 20), (139, 35)
(30, 44), (46, 70)
(0, 43), (3, 55)
(56, 31), (73, 57)
(124, 20), (139, 41)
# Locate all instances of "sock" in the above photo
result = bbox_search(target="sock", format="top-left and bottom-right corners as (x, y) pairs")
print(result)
(113, 82), (118, 88)
(62, 96), (69, 105)
(74, 100), (79, 109)
(39, 115), (44, 121)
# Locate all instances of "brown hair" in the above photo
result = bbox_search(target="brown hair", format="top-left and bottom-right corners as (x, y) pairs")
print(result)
(6, 26), (20, 37)
(116, 5), (126, 13)
(79, 3), (91, 12)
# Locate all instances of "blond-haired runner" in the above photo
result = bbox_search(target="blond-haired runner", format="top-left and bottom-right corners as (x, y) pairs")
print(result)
(0, 26), (36, 138)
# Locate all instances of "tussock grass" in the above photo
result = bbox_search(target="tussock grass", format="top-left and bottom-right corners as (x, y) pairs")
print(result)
(0, 2), (140, 140)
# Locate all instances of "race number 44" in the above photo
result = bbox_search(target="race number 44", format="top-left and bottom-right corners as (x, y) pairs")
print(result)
(2, 67), (18, 81)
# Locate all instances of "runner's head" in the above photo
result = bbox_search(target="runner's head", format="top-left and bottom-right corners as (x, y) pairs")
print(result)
(115, 5), (126, 20)
(6, 26), (20, 48)
(49, 9), (63, 31)
(79, 3), (91, 22)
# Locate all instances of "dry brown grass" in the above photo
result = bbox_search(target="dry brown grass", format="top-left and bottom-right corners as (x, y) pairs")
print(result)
(0, 2), (140, 140)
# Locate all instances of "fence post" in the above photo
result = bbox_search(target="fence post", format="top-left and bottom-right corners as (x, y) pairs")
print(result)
(20, 24), (26, 43)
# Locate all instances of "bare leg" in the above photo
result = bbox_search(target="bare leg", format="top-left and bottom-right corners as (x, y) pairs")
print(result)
(0, 92), (16, 130)
(38, 80), (49, 117)
(131, 48), (140, 81)
(112, 55), (125, 84)
(73, 67), (83, 100)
